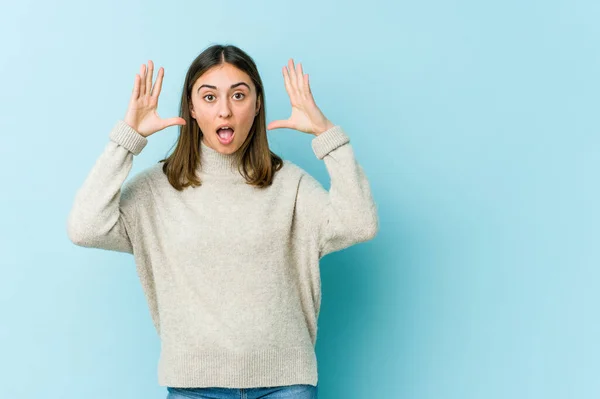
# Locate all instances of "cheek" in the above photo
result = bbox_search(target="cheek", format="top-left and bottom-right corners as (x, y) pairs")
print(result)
(240, 104), (257, 121)
(193, 105), (213, 122)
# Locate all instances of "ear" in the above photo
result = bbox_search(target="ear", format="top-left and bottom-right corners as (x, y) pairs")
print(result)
(189, 102), (196, 118)
(255, 95), (261, 115)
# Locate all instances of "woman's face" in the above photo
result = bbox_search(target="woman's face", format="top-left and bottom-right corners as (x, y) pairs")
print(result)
(189, 63), (261, 155)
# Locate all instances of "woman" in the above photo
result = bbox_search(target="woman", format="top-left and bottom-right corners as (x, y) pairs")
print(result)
(67, 44), (378, 399)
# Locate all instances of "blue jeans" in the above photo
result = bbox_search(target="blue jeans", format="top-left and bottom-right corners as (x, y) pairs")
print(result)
(166, 383), (318, 399)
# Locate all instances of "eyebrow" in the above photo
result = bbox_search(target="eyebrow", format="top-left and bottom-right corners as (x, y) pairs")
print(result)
(197, 82), (251, 93)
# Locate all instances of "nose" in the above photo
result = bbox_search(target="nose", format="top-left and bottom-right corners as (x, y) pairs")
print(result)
(218, 98), (232, 118)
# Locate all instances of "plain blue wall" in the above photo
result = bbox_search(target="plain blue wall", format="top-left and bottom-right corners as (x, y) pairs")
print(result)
(0, 0), (598, 398)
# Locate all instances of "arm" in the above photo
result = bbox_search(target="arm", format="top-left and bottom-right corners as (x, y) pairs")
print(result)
(66, 120), (148, 254)
(297, 125), (379, 259)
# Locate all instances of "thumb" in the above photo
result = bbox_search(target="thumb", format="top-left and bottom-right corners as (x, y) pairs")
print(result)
(162, 117), (187, 129)
(267, 119), (292, 131)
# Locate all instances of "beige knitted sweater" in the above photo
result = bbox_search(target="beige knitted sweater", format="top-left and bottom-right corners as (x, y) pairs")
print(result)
(66, 120), (378, 388)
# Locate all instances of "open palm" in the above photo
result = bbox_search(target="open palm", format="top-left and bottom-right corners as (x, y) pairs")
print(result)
(124, 60), (186, 137)
(267, 58), (334, 136)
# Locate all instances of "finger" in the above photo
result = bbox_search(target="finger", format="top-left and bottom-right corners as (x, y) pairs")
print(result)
(282, 66), (295, 102)
(296, 62), (304, 93)
(287, 58), (298, 92)
(152, 67), (164, 101)
(267, 119), (290, 130)
(139, 64), (146, 97)
(161, 117), (187, 129)
(146, 60), (154, 96)
(303, 73), (312, 98)
(131, 74), (140, 101)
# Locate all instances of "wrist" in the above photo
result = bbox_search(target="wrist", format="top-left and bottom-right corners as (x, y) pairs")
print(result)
(314, 121), (335, 136)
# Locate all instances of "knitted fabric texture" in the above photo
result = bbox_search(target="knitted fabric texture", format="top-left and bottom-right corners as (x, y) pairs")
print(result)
(67, 120), (379, 388)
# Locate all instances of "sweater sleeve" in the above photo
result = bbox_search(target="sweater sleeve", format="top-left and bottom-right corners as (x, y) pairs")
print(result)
(66, 120), (149, 254)
(296, 125), (379, 259)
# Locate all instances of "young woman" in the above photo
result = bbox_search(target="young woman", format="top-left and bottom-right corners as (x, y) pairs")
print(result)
(67, 44), (378, 399)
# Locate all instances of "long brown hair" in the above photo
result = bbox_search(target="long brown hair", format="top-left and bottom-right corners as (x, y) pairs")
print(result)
(158, 44), (283, 191)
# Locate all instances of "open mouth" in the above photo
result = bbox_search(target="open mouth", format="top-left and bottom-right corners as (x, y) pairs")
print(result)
(216, 127), (235, 145)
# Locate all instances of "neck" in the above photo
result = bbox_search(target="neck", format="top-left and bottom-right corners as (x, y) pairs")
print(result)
(198, 139), (242, 176)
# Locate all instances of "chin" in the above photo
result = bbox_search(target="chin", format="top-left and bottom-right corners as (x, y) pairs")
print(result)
(217, 142), (240, 154)
(218, 147), (236, 155)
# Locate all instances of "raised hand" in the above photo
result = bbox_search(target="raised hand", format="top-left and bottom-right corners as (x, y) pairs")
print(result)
(267, 58), (334, 136)
(124, 60), (186, 137)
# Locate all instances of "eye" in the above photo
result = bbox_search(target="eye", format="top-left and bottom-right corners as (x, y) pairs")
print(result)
(203, 93), (246, 102)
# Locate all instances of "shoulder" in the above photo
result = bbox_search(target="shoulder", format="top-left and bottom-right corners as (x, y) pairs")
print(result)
(276, 159), (311, 182)
(275, 159), (324, 194)
(123, 163), (161, 194)
(141, 162), (166, 182)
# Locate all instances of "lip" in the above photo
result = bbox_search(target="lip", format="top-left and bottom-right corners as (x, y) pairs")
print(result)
(216, 124), (235, 131)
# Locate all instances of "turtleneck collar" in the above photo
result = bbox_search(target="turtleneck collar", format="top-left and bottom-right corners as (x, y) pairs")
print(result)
(198, 139), (242, 176)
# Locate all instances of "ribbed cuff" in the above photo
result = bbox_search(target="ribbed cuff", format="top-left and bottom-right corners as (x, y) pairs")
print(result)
(311, 125), (350, 159)
(109, 120), (148, 155)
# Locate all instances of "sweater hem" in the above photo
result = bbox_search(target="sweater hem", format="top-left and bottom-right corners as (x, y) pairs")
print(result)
(157, 345), (318, 388)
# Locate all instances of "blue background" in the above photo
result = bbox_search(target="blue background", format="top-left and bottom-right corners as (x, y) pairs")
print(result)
(1, 0), (598, 398)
